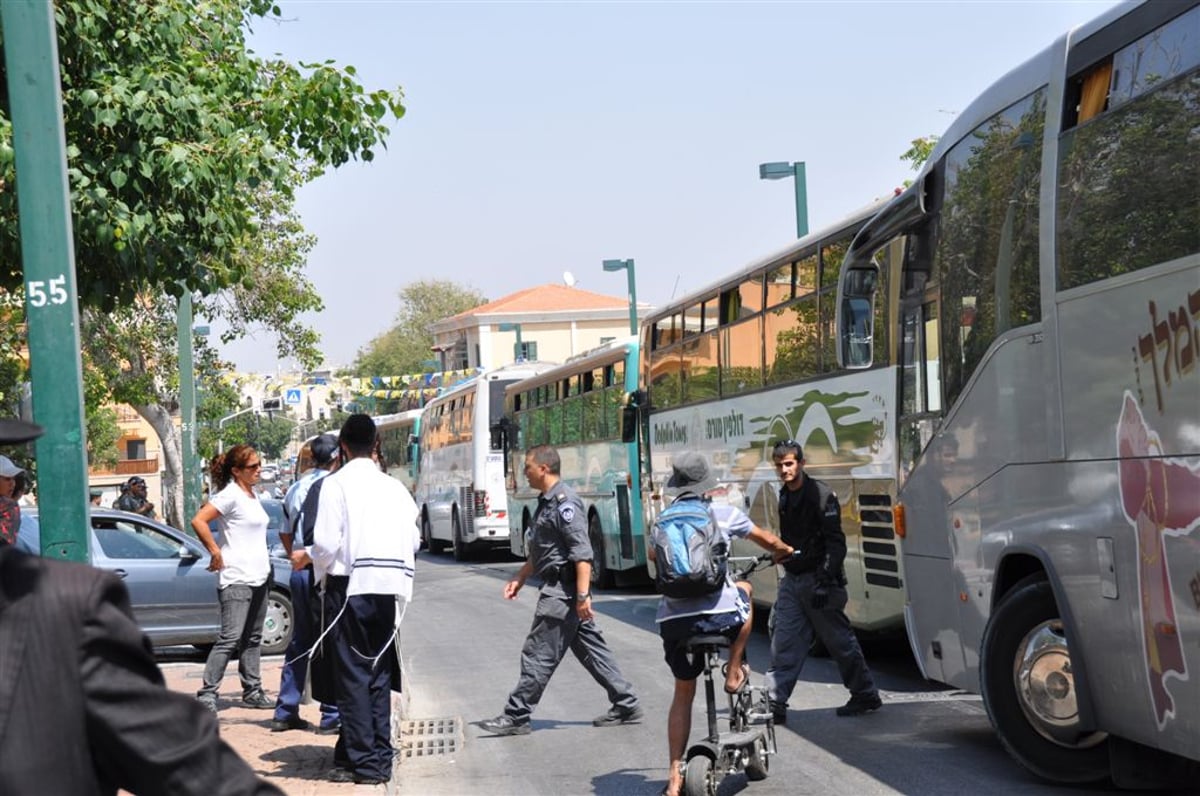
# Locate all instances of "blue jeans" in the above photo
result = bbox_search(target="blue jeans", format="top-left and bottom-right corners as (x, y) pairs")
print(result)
(274, 568), (340, 727)
(198, 581), (270, 699)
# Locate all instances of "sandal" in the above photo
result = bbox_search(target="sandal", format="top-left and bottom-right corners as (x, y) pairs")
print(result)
(722, 662), (750, 694)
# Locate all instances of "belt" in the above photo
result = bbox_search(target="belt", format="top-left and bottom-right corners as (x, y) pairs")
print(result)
(542, 564), (574, 588)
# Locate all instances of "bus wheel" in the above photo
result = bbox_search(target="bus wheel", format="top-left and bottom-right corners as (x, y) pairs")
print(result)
(424, 513), (444, 554)
(451, 510), (470, 562)
(980, 577), (1108, 784)
(589, 514), (614, 590)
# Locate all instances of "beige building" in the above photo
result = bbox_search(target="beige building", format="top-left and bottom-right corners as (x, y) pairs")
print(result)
(88, 404), (164, 508)
(430, 284), (650, 371)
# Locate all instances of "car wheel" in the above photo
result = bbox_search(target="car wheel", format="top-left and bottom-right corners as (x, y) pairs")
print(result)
(589, 513), (614, 590)
(262, 589), (294, 656)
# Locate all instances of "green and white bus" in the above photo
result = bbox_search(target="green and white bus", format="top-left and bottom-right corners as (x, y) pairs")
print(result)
(374, 409), (421, 493)
(831, 0), (1199, 785)
(504, 337), (647, 588)
(628, 197), (907, 641)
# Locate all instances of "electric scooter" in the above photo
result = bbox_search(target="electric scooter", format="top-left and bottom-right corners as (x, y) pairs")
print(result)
(681, 554), (779, 796)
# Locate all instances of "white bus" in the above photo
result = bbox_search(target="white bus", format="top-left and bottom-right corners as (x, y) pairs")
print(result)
(503, 337), (648, 588)
(414, 361), (557, 560)
(374, 409), (421, 493)
(629, 197), (907, 642)
(831, 0), (1199, 785)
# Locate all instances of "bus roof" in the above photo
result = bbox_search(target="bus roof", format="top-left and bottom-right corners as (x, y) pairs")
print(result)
(505, 338), (637, 397)
(643, 197), (890, 325)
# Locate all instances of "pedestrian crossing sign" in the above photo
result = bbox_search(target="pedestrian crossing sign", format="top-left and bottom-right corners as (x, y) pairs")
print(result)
(285, 388), (303, 405)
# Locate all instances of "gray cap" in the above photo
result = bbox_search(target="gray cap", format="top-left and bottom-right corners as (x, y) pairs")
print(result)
(664, 451), (719, 496)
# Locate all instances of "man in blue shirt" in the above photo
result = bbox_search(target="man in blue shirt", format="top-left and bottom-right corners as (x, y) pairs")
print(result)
(270, 433), (341, 734)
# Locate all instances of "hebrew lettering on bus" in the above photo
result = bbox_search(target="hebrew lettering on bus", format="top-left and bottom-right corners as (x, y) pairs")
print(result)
(1133, 291), (1200, 413)
(1116, 393), (1200, 729)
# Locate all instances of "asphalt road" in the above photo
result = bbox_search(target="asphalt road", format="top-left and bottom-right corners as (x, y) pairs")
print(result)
(387, 550), (1120, 796)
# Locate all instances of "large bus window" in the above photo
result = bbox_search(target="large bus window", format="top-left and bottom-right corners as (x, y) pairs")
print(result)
(683, 303), (703, 339)
(819, 237), (851, 371)
(649, 347), (682, 409)
(765, 262), (794, 308)
(935, 88), (1045, 407)
(720, 317), (762, 395)
(764, 293), (819, 385)
(1058, 7), (1200, 289)
(682, 333), (719, 403)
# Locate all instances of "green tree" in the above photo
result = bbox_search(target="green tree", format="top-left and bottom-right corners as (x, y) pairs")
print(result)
(352, 280), (486, 376)
(0, 0), (404, 306)
(219, 412), (293, 461)
(901, 135), (940, 176)
(0, 1), (404, 528)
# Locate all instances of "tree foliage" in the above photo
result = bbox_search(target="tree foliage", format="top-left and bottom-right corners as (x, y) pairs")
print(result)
(219, 412), (293, 461)
(901, 135), (940, 175)
(0, 0), (405, 308)
(352, 280), (486, 376)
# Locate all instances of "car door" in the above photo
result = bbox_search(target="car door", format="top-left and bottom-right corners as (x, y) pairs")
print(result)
(88, 515), (220, 646)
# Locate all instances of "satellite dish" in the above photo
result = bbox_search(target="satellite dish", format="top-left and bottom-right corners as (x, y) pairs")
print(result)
(562, 271), (576, 287)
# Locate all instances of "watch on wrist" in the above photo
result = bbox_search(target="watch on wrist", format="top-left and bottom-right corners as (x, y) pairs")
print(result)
(577, 592), (592, 601)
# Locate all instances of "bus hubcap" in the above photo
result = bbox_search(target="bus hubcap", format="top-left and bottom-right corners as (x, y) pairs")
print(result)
(1014, 620), (1105, 748)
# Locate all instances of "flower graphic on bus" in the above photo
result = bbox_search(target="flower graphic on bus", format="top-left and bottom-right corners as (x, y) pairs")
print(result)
(1116, 392), (1199, 729)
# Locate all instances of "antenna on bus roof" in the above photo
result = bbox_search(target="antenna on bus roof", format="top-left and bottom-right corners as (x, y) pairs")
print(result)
(670, 274), (680, 300)
(563, 270), (577, 287)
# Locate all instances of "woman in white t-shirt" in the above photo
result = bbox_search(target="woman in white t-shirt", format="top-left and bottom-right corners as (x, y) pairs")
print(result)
(191, 444), (274, 714)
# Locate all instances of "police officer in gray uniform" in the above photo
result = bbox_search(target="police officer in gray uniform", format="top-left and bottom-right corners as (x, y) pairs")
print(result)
(479, 444), (642, 736)
(767, 440), (881, 722)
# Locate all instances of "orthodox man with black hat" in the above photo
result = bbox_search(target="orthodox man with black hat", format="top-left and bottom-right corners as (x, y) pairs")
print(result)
(304, 415), (419, 786)
(0, 418), (282, 796)
(479, 444), (642, 737)
(768, 440), (882, 723)
(271, 433), (341, 735)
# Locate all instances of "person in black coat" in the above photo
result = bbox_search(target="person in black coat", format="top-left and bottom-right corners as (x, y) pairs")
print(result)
(0, 418), (280, 796)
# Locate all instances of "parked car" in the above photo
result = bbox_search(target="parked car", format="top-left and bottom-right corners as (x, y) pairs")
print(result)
(17, 508), (294, 655)
(261, 497), (288, 559)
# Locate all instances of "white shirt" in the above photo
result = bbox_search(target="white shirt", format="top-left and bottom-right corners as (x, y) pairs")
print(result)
(209, 482), (271, 588)
(310, 458), (420, 599)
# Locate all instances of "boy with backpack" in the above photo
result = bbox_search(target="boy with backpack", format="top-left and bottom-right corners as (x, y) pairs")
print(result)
(651, 451), (795, 796)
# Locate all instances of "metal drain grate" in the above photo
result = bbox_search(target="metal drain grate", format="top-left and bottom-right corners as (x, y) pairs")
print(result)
(399, 717), (461, 759)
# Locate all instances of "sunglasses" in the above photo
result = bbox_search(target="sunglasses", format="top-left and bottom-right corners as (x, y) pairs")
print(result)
(243, 461), (262, 470)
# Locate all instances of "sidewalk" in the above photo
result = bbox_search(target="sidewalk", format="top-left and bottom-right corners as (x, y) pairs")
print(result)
(158, 656), (400, 795)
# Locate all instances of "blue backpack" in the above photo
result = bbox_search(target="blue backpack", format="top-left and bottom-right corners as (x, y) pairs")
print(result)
(651, 500), (727, 598)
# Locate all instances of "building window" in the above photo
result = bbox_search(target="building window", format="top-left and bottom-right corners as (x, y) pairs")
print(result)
(125, 439), (146, 460)
(516, 341), (538, 361)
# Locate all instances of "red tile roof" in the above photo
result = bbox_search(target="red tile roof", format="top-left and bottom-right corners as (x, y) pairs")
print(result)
(451, 284), (628, 319)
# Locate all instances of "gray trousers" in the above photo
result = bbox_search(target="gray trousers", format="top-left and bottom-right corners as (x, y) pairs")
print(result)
(503, 591), (639, 722)
(765, 570), (876, 707)
(198, 581), (270, 699)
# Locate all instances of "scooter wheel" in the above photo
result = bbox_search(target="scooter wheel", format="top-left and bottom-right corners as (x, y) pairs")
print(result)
(684, 755), (716, 796)
(746, 735), (770, 781)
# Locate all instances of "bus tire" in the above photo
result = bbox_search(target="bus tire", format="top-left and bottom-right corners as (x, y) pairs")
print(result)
(423, 512), (445, 554)
(589, 513), (614, 590)
(451, 509), (469, 562)
(980, 577), (1109, 785)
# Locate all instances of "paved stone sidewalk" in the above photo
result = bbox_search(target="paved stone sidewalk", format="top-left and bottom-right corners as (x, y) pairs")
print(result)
(158, 657), (396, 795)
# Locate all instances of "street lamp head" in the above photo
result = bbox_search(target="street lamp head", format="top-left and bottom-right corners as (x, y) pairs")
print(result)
(602, 259), (630, 272)
(498, 322), (520, 332)
(758, 162), (794, 180)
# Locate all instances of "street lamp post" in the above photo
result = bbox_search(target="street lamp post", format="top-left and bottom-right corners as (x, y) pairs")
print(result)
(601, 259), (638, 336)
(758, 161), (809, 239)
(178, 306), (209, 523)
(217, 407), (257, 455)
(498, 322), (524, 361)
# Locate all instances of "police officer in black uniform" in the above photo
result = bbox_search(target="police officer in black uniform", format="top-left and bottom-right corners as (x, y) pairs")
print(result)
(766, 440), (881, 722)
(479, 444), (642, 736)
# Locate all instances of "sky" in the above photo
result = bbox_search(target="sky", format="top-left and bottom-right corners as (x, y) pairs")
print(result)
(221, 0), (1123, 374)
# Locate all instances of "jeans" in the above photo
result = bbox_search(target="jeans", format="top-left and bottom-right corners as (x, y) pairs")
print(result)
(274, 568), (340, 727)
(198, 581), (270, 700)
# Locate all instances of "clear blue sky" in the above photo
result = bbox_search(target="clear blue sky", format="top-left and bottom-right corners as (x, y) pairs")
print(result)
(222, 0), (1122, 373)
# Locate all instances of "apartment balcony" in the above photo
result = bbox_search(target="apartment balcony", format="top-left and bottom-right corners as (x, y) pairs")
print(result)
(90, 457), (160, 476)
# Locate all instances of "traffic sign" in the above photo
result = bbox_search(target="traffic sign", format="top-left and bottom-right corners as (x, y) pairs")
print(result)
(285, 388), (302, 405)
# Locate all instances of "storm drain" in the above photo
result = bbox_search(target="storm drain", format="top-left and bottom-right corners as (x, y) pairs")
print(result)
(399, 717), (461, 759)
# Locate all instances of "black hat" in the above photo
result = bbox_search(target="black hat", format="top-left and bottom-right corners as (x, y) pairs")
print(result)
(665, 451), (720, 496)
(127, 476), (146, 487)
(0, 419), (43, 445)
(310, 433), (340, 465)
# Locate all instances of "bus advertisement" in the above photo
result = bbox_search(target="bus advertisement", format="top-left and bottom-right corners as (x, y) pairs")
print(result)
(503, 337), (647, 588)
(414, 361), (557, 560)
(629, 197), (908, 641)
(831, 0), (1198, 785)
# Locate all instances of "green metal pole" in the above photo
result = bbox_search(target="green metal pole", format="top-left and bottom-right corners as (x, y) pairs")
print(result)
(178, 290), (199, 524)
(514, 325), (523, 360)
(625, 261), (638, 337)
(792, 162), (809, 239)
(2, 0), (90, 561)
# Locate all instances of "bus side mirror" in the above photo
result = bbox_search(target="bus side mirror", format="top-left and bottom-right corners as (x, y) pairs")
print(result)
(835, 264), (877, 370)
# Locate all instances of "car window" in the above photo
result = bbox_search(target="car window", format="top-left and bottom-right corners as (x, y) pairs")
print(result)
(92, 519), (183, 560)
